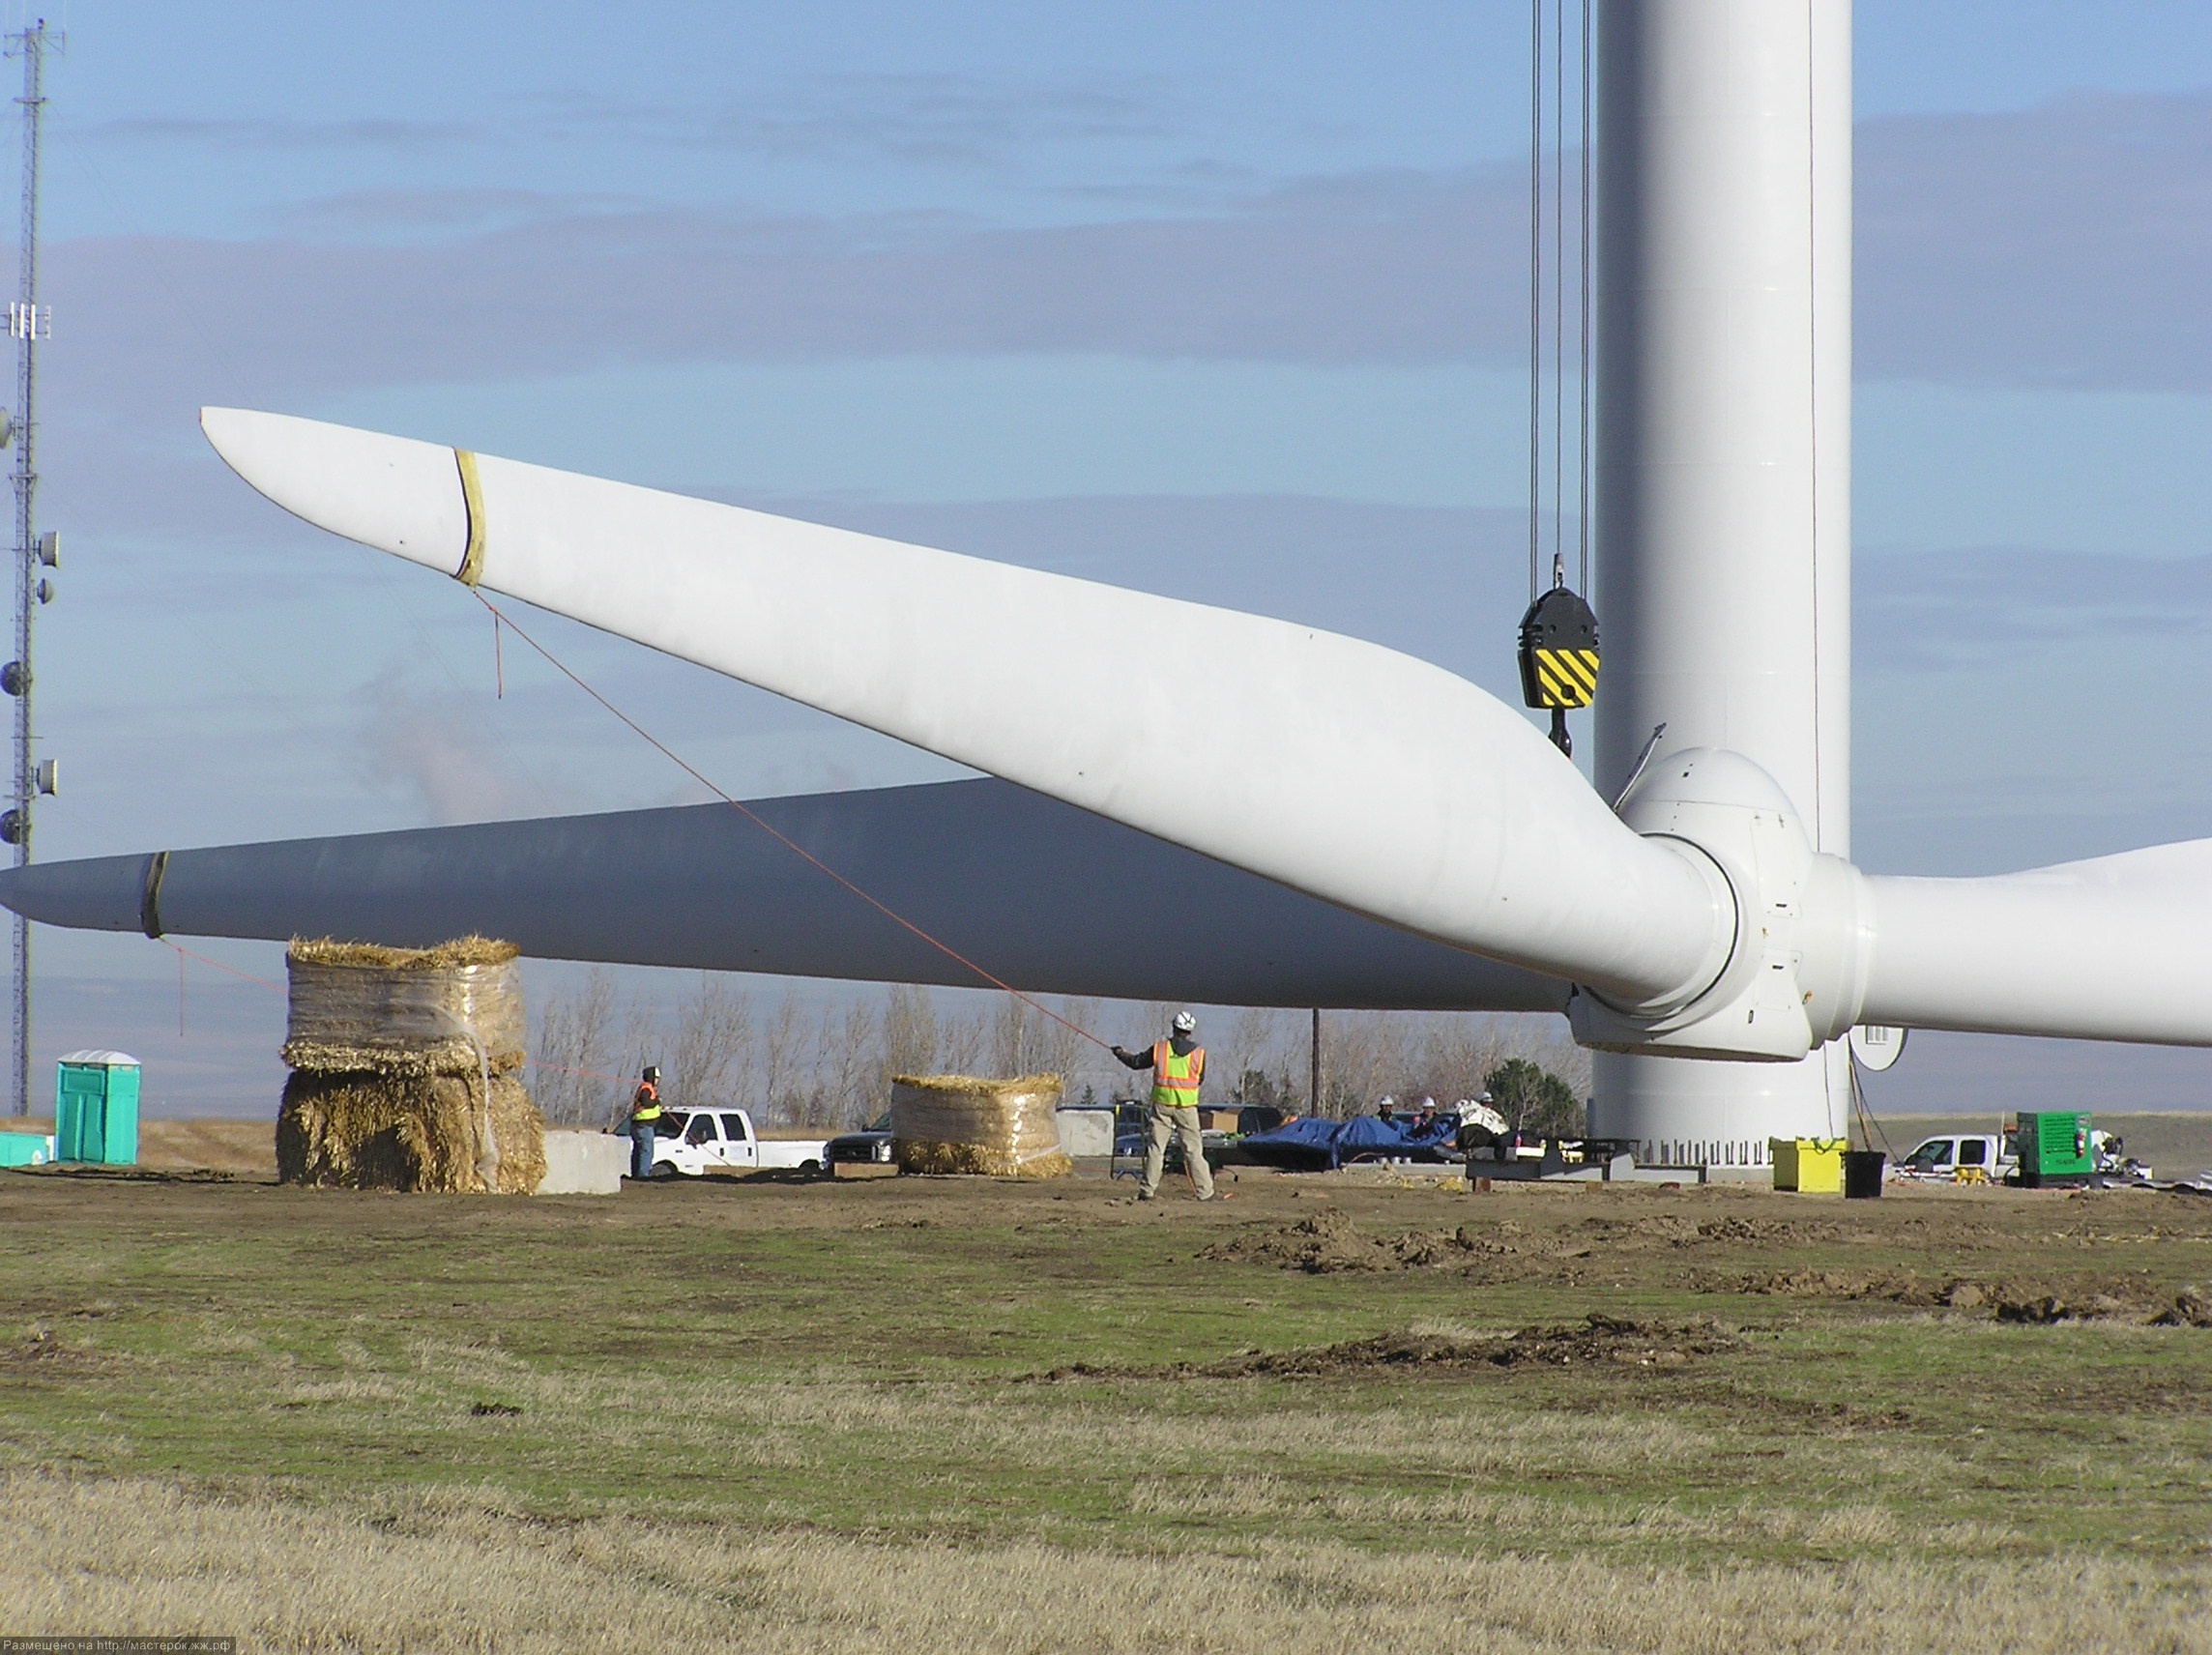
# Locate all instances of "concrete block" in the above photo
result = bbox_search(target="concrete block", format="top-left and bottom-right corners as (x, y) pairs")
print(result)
(1055, 1107), (1115, 1159)
(538, 1128), (626, 1195)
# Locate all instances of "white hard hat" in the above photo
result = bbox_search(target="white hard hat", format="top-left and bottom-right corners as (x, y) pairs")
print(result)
(1171, 1010), (1196, 1033)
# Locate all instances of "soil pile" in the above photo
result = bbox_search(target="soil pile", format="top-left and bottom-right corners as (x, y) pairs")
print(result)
(1712, 1267), (2212, 1326)
(1212, 1315), (1738, 1376)
(1200, 1208), (1518, 1274)
(1038, 1314), (1737, 1382)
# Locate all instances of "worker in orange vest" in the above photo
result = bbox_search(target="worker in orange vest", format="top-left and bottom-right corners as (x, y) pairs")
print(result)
(627, 1064), (662, 1180)
(1112, 1011), (1219, 1202)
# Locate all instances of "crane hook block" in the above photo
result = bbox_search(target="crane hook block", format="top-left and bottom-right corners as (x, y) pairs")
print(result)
(1517, 585), (1600, 710)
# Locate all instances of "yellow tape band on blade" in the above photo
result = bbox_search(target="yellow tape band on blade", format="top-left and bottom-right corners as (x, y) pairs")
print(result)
(454, 449), (486, 588)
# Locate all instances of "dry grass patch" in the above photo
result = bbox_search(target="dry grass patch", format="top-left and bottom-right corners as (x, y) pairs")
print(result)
(3, 1472), (2207, 1654)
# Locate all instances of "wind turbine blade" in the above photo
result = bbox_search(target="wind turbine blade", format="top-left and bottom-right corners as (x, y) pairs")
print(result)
(0, 780), (1567, 1012)
(199, 408), (1727, 1006)
(1862, 839), (2212, 1045)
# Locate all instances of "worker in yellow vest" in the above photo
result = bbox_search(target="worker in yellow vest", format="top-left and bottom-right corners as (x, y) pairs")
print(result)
(627, 1064), (663, 1181)
(1112, 1011), (1219, 1202)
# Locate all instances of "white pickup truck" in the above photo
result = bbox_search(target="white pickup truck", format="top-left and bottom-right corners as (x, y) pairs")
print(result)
(648, 1109), (830, 1178)
(1895, 1132), (2013, 1182)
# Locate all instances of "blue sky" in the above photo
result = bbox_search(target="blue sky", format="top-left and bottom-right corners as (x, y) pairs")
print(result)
(13, 1), (2212, 1115)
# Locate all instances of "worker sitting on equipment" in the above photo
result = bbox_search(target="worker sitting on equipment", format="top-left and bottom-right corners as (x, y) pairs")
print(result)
(1111, 1012), (1219, 1203)
(627, 1065), (662, 1180)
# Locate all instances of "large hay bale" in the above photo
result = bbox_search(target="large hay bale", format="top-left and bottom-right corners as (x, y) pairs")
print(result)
(281, 936), (526, 1077)
(889, 1074), (1069, 1178)
(277, 1068), (546, 1194)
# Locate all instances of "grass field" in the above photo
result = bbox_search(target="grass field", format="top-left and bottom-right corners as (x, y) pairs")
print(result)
(6, 1151), (2212, 1650)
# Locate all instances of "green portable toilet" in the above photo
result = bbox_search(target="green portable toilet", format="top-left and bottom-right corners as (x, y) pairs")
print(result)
(54, 1051), (140, 1165)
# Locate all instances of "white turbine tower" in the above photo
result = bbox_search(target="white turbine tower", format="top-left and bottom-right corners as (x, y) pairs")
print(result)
(1589, 0), (1854, 1164)
(7, 0), (2212, 1159)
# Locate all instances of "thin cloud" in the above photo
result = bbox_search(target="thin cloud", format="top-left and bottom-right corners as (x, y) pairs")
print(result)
(40, 167), (1528, 432)
(1855, 545), (2212, 672)
(28, 84), (2212, 430)
(270, 187), (642, 238)
(81, 115), (482, 152)
(694, 72), (1177, 166)
(1859, 89), (2212, 391)
(515, 73), (1178, 168)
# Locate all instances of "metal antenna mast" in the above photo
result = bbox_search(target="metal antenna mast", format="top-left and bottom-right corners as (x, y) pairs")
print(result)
(4, 17), (60, 1117)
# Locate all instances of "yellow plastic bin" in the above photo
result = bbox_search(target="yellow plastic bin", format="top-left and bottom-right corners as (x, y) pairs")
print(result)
(1769, 1137), (1846, 1194)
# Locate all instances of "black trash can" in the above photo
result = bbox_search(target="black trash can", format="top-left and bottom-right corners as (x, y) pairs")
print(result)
(1842, 1149), (1885, 1199)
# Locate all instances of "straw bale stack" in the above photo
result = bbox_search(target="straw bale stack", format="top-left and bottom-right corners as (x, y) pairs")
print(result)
(277, 1068), (545, 1194)
(276, 937), (545, 1194)
(889, 1074), (1069, 1178)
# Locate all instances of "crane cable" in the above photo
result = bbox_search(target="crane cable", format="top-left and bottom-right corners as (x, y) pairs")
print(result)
(1528, 0), (1595, 604)
(466, 590), (1112, 1055)
(160, 587), (1121, 1061)
(1527, 0), (1543, 606)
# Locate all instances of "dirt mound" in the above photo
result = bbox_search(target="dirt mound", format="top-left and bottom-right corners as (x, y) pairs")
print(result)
(2149, 1289), (2212, 1327)
(1037, 1315), (1736, 1382)
(1711, 1268), (2212, 1326)
(1992, 1286), (2212, 1325)
(1692, 1215), (1841, 1245)
(1570, 1213), (1845, 1249)
(1199, 1209), (1503, 1273)
(1216, 1316), (1737, 1377)
(1719, 1268), (1937, 1303)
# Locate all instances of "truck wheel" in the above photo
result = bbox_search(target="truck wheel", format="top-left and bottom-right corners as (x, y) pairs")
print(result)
(800, 1159), (822, 1176)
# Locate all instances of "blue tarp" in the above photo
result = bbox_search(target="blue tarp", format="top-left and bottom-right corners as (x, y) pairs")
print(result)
(1234, 1113), (1459, 1170)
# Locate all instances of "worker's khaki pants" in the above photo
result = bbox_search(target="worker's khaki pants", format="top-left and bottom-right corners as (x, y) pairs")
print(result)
(1143, 1103), (1215, 1199)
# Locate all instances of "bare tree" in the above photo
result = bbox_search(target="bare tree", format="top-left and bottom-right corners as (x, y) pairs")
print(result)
(1311, 1011), (1399, 1119)
(880, 983), (937, 1084)
(761, 990), (806, 1126)
(990, 995), (1044, 1077)
(1373, 1015), (1495, 1110)
(938, 1005), (987, 1076)
(530, 967), (621, 1126)
(1048, 996), (1100, 1089)
(615, 992), (662, 1108)
(670, 974), (753, 1112)
(823, 1000), (883, 1127)
(1222, 1007), (1288, 1106)
(1124, 1001), (1178, 1052)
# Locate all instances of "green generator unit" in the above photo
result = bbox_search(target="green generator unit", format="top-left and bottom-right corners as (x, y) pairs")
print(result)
(2017, 1110), (2092, 1186)
(54, 1050), (140, 1166)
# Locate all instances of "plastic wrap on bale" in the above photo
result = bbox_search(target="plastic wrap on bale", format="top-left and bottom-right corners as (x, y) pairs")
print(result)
(282, 936), (527, 1076)
(889, 1074), (1070, 1178)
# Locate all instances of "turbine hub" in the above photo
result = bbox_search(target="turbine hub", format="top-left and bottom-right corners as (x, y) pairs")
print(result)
(1567, 748), (1869, 1061)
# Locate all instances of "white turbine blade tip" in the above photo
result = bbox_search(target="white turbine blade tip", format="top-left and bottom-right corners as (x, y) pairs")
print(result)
(199, 407), (470, 574)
